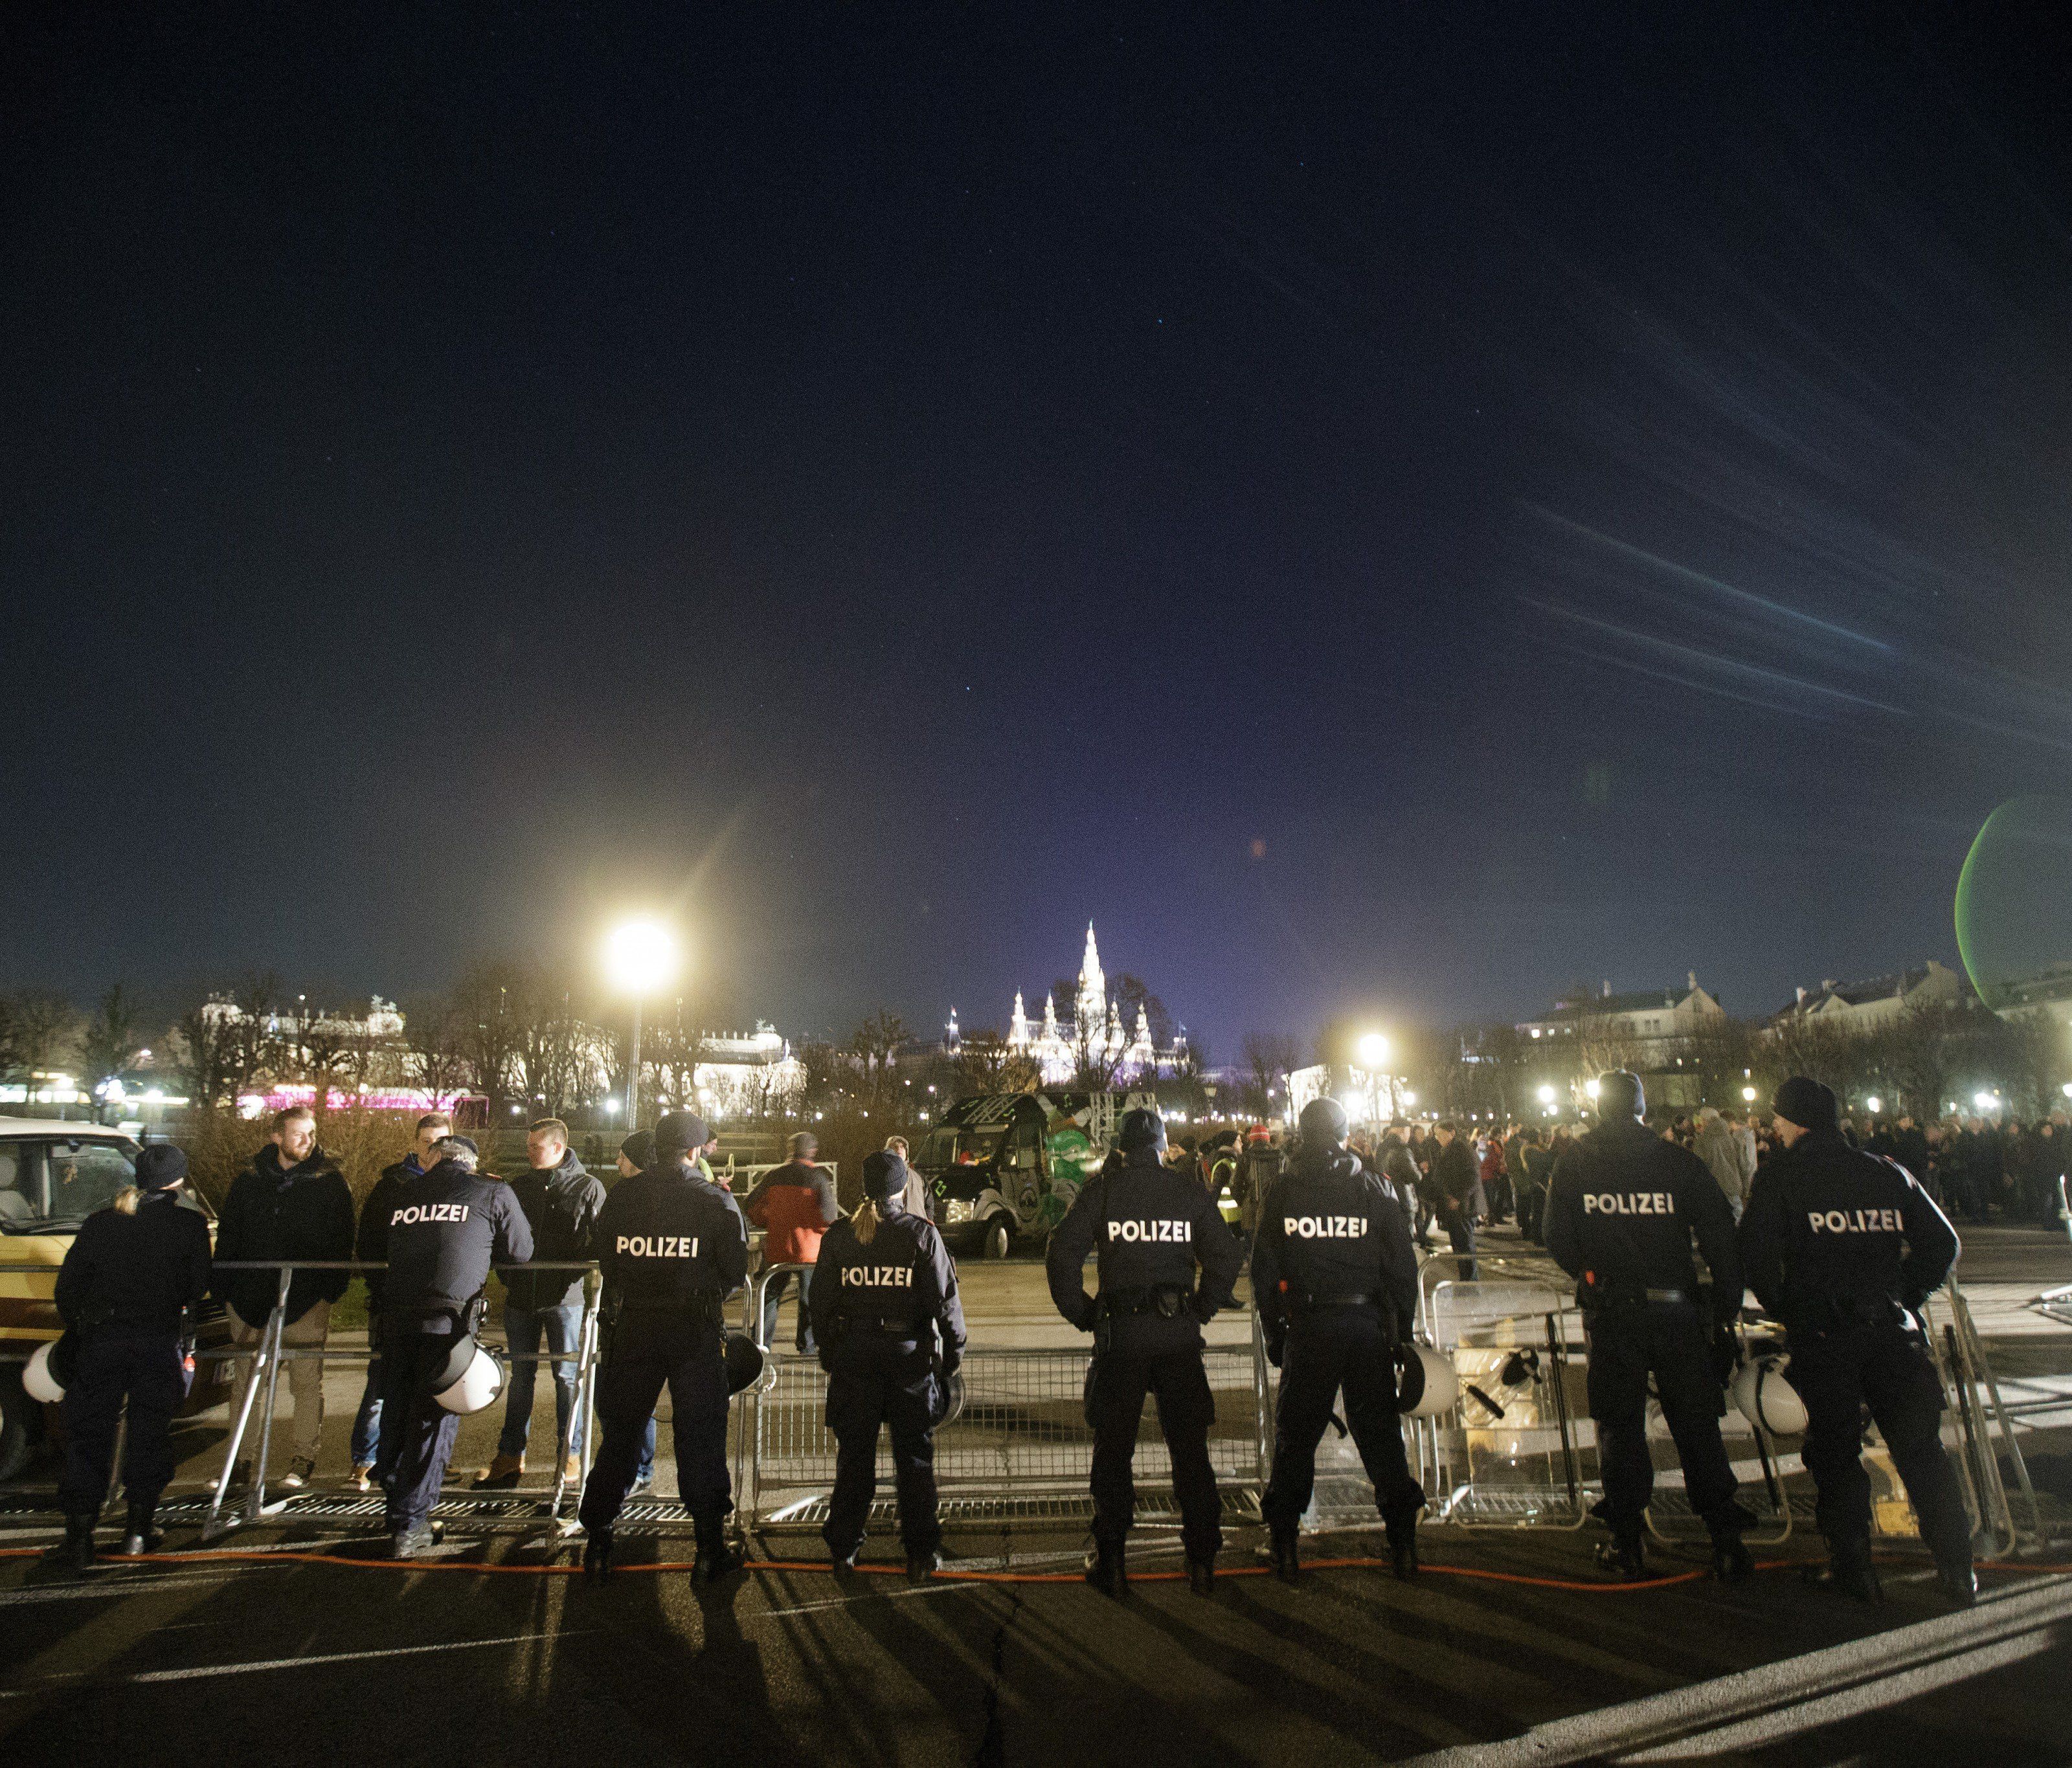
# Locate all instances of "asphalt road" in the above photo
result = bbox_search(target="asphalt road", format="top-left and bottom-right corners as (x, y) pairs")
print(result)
(1, 1224), (2067, 1766)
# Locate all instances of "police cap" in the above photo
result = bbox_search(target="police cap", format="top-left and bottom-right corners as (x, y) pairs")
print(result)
(1116, 1108), (1167, 1157)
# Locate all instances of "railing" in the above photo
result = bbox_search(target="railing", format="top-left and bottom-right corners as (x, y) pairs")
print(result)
(0, 1258), (2044, 1554)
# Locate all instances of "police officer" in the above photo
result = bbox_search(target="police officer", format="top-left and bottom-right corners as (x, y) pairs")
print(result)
(1544, 1072), (1752, 1581)
(47, 1145), (212, 1569)
(1742, 1077), (1975, 1605)
(808, 1148), (967, 1582)
(1254, 1098), (1424, 1582)
(375, 1134), (533, 1557)
(1046, 1107), (1243, 1596)
(578, 1110), (749, 1583)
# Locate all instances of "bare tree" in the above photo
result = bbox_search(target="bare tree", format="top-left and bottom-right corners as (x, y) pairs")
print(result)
(79, 985), (144, 1117)
(849, 1011), (907, 1115)
(10, 990), (83, 1112)
(1241, 1032), (1302, 1119)
(452, 960), (525, 1124)
(951, 1028), (1041, 1096)
(400, 994), (473, 1103)
(1110, 974), (1173, 1051)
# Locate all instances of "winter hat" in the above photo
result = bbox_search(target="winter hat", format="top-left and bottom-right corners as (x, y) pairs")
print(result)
(135, 1145), (188, 1190)
(862, 1150), (907, 1202)
(620, 1129), (655, 1169)
(655, 1111), (710, 1155)
(1772, 1077), (1839, 1132)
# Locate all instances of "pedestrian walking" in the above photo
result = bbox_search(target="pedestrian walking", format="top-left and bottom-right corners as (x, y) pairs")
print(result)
(1430, 1121), (1481, 1279)
(46, 1145), (212, 1569)
(809, 1149), (967, 1582)
(1046, 1108), (1242, 1595)
(743, 1131), (839, 1354)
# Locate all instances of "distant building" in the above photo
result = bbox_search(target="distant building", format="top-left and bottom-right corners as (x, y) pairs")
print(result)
(1768, 960), (1965, 1032)
(1980, 961), (2072, 1033)
(686, 1024), (805, 1120)
(1516, 974), (1725, 1068)
(1003, 923), (1183, 1086)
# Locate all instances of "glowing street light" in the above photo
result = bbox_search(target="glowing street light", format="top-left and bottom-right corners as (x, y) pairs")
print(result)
(1356, 1033), (1390, 1069)
(1742, 1086), (1758, 1104)
(1584, 1078), (1601, 1101)
(1865, 1096), (1882, 1115)
(1537, 1084), (1556, 1107)
(605, 917), (679, 1126)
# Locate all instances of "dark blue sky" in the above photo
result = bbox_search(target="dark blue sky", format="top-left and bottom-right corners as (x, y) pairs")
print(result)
(6, 4), (2070, 1053)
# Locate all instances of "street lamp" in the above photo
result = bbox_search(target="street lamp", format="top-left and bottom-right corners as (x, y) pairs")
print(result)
(1356, 1033), (1390, 1069)
(605, 917), (679, 1128)
(1865, 1096), (1882, 1115)
(1742, 1085), (1757, 1104)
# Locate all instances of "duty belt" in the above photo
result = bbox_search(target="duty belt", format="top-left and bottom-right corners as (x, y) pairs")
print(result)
(1582, 1284), (1689, 1310)
(1296, 1290), (1376, 1311)
(1099, 1286), (1191, 1319)
(841, 1317), (923, 1336)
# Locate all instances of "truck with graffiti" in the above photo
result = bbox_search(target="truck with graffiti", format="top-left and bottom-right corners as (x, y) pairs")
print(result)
(917, 1090), (1159, 1259)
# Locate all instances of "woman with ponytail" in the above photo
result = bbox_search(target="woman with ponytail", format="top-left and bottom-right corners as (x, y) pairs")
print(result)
(48, 1143), (212, 1570)
(807, 1148), (967, 1582)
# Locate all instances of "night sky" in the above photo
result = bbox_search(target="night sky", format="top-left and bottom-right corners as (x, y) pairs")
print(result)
(7, 5), (2071, 1051)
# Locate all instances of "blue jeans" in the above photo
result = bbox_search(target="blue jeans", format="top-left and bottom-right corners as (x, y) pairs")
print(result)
(497, 1299), (587, 1461)
(760, 1265), (817, 1352)
(350, 1356), (384, 1468)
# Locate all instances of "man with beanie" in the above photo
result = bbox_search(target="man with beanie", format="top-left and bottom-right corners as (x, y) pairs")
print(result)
(743, 1130), (839, 1354)
(374, 1134), (533, 1556)
(48, 1145), (212, 1568)
(1254, 1097), (1424, 1583)
(1742, 1075), (1974, 1604)
(1545, 1071), (1753, 1582)
(578, 1111), (749, 1582)
(809, 1149), (966, 1581)
(213, 1106), (357, 1493)
(1046, 1107), (1243, 1596)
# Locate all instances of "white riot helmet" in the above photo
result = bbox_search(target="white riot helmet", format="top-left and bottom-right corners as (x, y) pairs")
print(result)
(431, 1336), (506, 1415)
(25, 1337), (71, 1404)
(1395, 1342), (1459, 1418)
(1731, 1352), (1808, 1437)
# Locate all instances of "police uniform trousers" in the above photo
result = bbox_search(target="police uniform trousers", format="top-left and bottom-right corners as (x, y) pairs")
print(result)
(822, 1336), (941, 1557)
(1585, 1302), (1739, 1538)
(580, 1311), (731, 1534)
(1786, 1321), (1972, 1567)
(1087, 1343), (1220, 1561)
(374, 1325), (463, 1534)
(1261, 1307), (1424, 1534)
(58, 1328), (185, 1517)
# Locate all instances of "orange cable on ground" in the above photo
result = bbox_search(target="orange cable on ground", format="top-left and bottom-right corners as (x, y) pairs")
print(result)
(2, 1542), (2067, 1585)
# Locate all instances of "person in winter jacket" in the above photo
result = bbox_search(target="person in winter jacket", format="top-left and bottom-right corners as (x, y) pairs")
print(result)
(477, 1118), (606, 1488)
(212, 1106), (356, 1492)
(349, 1110), (452, 1490)
(1430, 1122), (1481, 1279)
(1693, 1108), (1747, 1220)
(743, 1130), (840, 1354)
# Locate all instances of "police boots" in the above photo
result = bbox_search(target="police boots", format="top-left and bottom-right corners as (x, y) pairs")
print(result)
(1085, 1539), (1128, 1597)
(1710, 1530), (1753, 1584)
(1186, 1556), (1215, 1596)
(694, 1525), (743, 1583)
(1268, 1526), (1301, 1585)
(1936, 1559), (1978, 1607)
(1596, 1532), (1648, 1581)
(583, 1527), (614, 1585)
(906, 1549), (941, 1585)
(1807, 1539), (1882, 1604)
(121, 1502), (164, 1558)
(1388, 1527), (1419, 1582)
(45, 1515), (96, 1574)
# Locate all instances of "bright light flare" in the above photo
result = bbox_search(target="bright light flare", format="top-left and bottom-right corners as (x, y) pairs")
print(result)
(604, 917), (678, 995)
(1356, 1032), (1390, 1068)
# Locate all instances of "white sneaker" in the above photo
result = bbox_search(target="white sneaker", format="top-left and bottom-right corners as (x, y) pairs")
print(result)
(277, 1457), (316, 1490)
(207, 1460), (253, 1494)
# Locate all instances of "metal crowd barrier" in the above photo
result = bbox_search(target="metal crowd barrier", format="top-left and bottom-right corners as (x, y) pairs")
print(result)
(0, 1253), (2045, 1552)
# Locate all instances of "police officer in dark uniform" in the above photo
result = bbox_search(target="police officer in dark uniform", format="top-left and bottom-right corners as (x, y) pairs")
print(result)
(808, 1148), (967, 1582)
(1046, 1107), (1243, 1596)
(376, 1134), (533, 1557)
(1544, 1072), (1752, 1581)
(1742, 1076), (1975, 1604)
(1254, 1098), (1425, 1582)
(47, 1145), (212, 1569)
(578, 1110), (749, 1583)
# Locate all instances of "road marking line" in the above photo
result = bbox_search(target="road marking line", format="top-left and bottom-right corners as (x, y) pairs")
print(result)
(758, 1582), (972, 1618)
(0, 1629), (583, 1692)
(1396, 1577), (2072, 1767)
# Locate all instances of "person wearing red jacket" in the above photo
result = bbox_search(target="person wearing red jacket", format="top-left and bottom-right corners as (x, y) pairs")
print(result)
(743, 1130), (840, 1353)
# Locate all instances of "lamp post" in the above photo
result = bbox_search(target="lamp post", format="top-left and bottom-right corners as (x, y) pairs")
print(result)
(605, 918), (678, 1130)
(1357, 1033), (1391, 1121)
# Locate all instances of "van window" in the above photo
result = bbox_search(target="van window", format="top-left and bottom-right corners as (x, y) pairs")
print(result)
(41, 1141), (139, 1225)
(0, 1146), (35, 1227)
